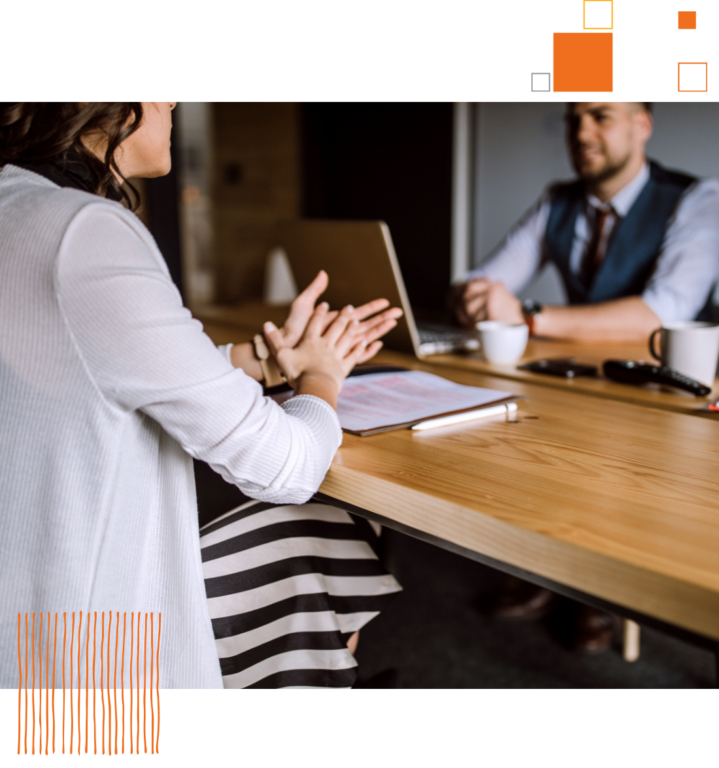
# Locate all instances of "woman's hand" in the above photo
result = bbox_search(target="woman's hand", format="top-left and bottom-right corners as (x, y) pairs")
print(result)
(275, 270), (403, 359)
(274, 270), (331, 350)
(264, 303), (381, 409)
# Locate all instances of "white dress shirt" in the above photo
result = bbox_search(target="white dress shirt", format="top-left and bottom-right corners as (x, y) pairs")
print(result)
(467, 162), (719, 322)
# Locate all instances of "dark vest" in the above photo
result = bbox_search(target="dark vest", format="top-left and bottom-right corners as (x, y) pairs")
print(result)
(543, 161), (713, 320)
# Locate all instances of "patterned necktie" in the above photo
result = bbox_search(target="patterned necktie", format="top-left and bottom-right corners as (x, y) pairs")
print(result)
(582, 206), (612, 287)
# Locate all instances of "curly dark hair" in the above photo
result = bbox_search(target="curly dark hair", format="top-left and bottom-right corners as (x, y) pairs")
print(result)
(0, 103), (144, 210)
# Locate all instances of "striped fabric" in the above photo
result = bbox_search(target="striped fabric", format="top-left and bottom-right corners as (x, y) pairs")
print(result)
(201, 501), (402, 689)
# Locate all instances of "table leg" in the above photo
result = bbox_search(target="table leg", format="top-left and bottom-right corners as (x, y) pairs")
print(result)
(622, 619), (641, 662)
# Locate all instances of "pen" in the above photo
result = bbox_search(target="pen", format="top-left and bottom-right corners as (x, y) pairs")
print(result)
(411, 402), (518, 431)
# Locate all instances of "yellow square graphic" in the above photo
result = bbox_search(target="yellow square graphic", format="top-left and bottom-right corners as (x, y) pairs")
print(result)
(584, 0), (613, 30)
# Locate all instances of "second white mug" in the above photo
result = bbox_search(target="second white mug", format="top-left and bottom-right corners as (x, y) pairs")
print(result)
(649, 321), (719, 385)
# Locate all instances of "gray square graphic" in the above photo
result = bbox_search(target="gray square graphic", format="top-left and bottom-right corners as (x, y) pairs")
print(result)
(532, 72), (552, 93)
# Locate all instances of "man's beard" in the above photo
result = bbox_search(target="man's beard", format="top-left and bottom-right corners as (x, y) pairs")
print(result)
(574, 147), (632, 184)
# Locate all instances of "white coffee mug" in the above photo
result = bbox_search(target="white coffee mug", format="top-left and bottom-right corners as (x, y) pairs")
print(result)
(476, 321), (529, 364)
(649, 321), (719, 385)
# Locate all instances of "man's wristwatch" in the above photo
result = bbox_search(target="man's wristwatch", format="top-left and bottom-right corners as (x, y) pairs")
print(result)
(252, 333), (287, 387)
(521, 299), (543, 336)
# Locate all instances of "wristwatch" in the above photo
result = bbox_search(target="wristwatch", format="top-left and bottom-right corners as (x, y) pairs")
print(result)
(252, 333), (287, 388)
(521, 299), (543, 336)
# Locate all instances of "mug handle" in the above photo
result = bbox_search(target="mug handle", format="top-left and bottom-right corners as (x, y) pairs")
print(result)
(649, 328), (662, 362)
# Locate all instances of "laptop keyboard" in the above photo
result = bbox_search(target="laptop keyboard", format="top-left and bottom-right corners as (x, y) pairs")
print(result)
(417, 324), (479, 354)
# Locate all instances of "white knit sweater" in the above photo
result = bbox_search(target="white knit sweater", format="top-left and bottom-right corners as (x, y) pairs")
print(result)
(0, 165), (342, 688)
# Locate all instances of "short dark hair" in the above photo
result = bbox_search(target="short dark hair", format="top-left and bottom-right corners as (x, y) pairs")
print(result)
(567, 101), (654, 114)
(0, 103), (144, 210)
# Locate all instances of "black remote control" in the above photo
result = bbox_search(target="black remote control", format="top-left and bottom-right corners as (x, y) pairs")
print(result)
(603, 359), (712, 397)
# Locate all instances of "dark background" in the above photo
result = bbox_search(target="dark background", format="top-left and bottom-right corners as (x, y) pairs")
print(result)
(301, 103), (454, 319)
(148, 103), (455, 321)
(144, 137), (183, 294)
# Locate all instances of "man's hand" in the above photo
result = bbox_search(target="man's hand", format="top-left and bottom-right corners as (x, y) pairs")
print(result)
(454, 278), (492, 329)
(485, 282), (524, 324)
(454, 278), (524, 327)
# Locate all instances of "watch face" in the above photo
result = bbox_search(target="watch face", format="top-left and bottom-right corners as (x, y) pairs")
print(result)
(522, 300), (542, 316)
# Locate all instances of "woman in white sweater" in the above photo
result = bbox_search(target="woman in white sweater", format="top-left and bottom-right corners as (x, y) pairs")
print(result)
(0, 102), (402, 689)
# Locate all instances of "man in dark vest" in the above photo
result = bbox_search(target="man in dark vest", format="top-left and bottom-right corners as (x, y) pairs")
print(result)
(455, 102), (719, 340)
(454, 102), (719, 653)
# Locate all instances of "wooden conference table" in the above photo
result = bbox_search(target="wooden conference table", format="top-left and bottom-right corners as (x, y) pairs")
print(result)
(431, 337), (719, 420)
(197, 303), (719, 672)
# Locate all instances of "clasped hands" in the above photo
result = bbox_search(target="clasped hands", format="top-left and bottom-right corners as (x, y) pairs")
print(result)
(263, 270), (403, 391)
(453, 277), (524, 329)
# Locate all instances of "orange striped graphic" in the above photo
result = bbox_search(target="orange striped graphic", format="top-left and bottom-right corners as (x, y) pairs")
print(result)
(15, 609), (162, 757)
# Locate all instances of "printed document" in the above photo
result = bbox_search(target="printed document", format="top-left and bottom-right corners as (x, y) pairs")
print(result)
(335, 370), (518, 435)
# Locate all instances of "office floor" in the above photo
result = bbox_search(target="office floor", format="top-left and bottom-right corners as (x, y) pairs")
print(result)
(194, 460), (717, 689)
(354, 528), (717, 689)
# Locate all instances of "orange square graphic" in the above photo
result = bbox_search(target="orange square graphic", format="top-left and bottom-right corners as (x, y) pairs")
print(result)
(553, 33), (613, 92)
(678, 11), (696, 29)
(678, 62), (707, 92)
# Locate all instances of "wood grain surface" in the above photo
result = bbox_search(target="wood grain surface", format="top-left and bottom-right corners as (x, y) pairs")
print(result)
(196, 304), (719, 640)
(431, 337), (719, 418)
(338, 359), (719, 639)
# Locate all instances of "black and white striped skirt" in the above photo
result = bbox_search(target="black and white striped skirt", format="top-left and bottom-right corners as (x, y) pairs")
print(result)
(200, 499), (402, 688)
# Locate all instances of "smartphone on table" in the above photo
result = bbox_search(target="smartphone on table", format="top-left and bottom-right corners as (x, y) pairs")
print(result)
(517, 358), (598, 378)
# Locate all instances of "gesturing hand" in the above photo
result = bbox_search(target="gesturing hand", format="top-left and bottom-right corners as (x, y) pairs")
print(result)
(264, 303), (378, 392)
(275, 270), (331, 350)
(275, 270), (402, 363)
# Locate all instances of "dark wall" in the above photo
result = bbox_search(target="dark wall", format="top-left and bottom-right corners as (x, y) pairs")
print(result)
(143, 137), (183, 294)
(301, 103), (454, 319)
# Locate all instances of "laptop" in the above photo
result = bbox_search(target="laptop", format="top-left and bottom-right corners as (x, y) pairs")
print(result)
(271, 220), (479, 357)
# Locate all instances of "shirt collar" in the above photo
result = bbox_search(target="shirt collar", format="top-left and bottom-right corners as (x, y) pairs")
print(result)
(10, 146), (123, 202)
(586, 161), (650, 217)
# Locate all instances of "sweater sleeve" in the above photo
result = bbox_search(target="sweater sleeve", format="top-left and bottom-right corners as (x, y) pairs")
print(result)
(217, 343), (234, 364)
(54, 203), (342, 504)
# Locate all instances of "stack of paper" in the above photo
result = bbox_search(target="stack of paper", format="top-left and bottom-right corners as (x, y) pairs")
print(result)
(335, 370), (520, 435)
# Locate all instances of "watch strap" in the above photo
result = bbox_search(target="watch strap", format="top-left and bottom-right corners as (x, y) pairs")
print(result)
(523, 312), (536, 337)
(521, 299), (543, 336)
(253, 334), (286, 387)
